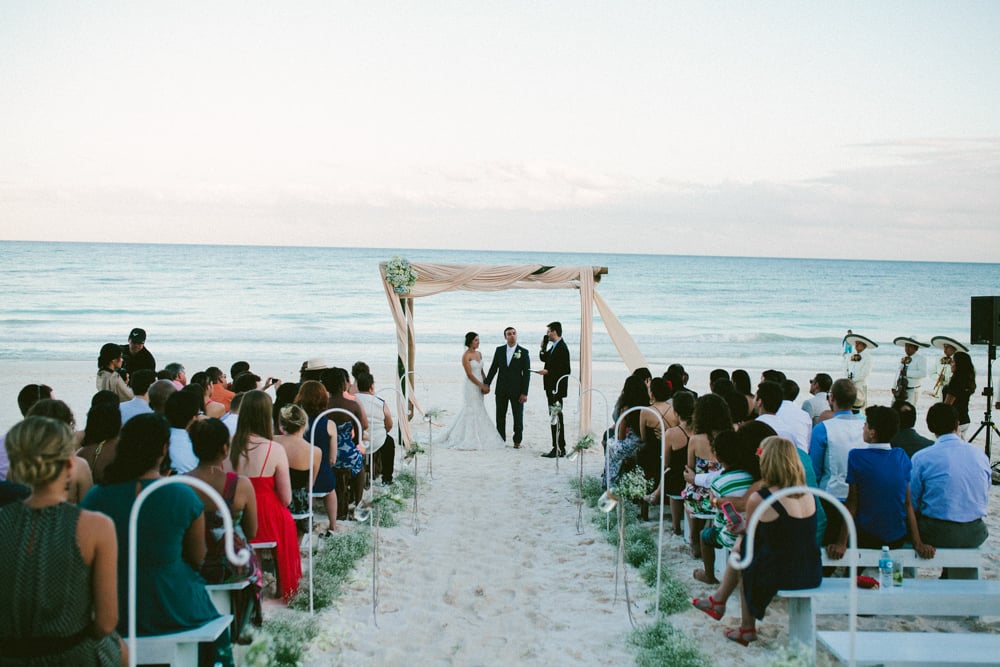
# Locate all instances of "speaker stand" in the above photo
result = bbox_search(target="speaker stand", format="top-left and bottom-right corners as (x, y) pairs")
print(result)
(968, 344), (998, 477)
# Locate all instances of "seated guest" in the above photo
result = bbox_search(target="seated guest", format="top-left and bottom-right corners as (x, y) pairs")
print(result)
(602, 375), (648, 489)
(801, 373), (832, 425)
(0, 416), (122, 665)
(826, 406), (933, 559)
(96, 342), (133, 402)
(644, 390), (695, 535)
(636, 377), (674, 518)
(119, 369), (156, 424)
(295, 381), (338, 531)
(163, 362), (187, 390)
(809, 378), (865, 544)
(911, 403), (990, 555)
(187, 418), (262, 643)
(230, 391), (302, 601)
(148, 378), (177, 415)
(354, 372), (396, 485)
(76, 403), (122, 485)
(207, 367), (235, 411)
(731, 369), (756, 419)
(272, 381), (301, 434)
(165, 390), (201, 474)
(24, 399), (94, 503)
(779, 379), (813, 452)
(755, 382), (804, 451)
(229, 361), (251, 389)
(694, 430), (760, 586)
(890, 400), (933, 458)
(190, 372), (226, 419)
(81, 413), (232, 666)
(1, 384), (55, 479)
(692, 437), (821, 646)
(273, 404), (321, 533)
(322, 368), (369, 520)
(221, 393), (244, 439)
(682, 394), (731, 558)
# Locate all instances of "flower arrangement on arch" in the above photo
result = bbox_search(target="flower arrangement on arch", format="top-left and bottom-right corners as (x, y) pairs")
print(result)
(385, 256), (417, 295)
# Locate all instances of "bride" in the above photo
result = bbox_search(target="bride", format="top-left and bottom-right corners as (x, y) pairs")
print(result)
(440, 332), (505, 450)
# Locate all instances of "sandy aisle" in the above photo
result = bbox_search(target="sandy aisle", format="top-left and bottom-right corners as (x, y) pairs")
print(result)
(305, 438), (642, 666)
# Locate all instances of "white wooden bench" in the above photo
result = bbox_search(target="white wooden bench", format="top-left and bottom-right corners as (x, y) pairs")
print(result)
(822, 547), (988, 579)
(127, 614), (232, 666)
(776, 578), (1000, 651)
(205, 580), (251, 616)
(817, 630), (1000, 666)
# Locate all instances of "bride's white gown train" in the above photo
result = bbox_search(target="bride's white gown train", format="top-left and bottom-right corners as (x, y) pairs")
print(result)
(440, 359), (505, 450)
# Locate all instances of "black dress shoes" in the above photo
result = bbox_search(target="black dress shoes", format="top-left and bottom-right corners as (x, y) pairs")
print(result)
(541, 449), (558, 458)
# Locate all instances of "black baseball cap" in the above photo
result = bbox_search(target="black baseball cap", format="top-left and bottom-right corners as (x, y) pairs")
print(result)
(129, 328), (147, 343)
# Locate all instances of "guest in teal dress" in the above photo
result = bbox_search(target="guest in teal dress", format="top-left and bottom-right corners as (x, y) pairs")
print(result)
(81, 413), (233, 667)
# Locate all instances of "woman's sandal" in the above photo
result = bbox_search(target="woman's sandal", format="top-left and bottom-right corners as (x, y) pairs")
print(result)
(692, 568), (720, 585)
(691, 595), (726, 621)
(724, 626), (758, 646)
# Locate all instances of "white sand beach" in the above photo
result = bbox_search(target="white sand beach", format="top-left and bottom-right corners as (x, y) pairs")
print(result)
(291, 382), (1000, 666)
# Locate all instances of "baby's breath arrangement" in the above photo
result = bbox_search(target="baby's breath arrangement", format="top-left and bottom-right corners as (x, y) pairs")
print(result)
(384, 256), (417, 295)
(614, 467), (653, 501)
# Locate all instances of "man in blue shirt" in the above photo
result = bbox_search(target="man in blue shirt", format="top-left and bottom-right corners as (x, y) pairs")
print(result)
(911, 403), (990, 550)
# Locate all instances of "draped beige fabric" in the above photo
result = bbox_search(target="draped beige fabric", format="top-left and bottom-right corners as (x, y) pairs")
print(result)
(380, 262), (646, 448)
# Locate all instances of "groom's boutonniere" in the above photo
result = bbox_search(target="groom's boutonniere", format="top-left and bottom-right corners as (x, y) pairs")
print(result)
(513, 350), (521, 360)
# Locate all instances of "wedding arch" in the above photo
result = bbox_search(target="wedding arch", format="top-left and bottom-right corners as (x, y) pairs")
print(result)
(380, 260), (647, 446)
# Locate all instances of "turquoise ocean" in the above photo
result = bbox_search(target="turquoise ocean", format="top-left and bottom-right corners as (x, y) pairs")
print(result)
(2, 240), (998, 378)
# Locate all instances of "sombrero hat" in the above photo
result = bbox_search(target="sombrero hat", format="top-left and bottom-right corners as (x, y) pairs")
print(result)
(844, 333), (878, 349)
(893, 336), (930, 348)
(930, 336), (969, 354)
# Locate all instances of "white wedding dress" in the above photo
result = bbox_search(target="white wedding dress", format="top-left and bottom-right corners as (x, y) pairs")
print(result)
(440, 359), (505, 450)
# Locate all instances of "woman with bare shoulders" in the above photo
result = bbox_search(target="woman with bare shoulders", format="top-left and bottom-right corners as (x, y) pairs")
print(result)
(273, 403), (321, 534)
(230, 391), (301, 601)
(0, 416), (123, 665)
(440, 332), (505, 450)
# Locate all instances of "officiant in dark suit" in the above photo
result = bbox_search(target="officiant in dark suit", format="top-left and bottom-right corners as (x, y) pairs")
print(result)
(539, 321), (571, 457)
(485, 326), (531, 448)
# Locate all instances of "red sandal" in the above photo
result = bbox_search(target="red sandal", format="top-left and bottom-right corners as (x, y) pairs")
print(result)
(724, 626), (758, 646)
(691, 595), (726, 620)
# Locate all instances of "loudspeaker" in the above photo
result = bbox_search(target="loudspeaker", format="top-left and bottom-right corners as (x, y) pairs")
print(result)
(971, 296), (1000, 345)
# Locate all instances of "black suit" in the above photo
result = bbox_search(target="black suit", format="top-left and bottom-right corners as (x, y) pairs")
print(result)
(485, 344), (531, 444)
(540, 337), (571, 452)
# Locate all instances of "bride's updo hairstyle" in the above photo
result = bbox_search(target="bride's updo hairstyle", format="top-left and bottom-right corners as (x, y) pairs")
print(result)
(6, 416), (75, 486)
(464, 332), (478, 347)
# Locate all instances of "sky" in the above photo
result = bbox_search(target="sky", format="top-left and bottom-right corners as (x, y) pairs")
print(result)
(1, 1), (999, 262)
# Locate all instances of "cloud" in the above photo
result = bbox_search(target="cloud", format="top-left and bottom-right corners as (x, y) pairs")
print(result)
(2, 136), (998, 262)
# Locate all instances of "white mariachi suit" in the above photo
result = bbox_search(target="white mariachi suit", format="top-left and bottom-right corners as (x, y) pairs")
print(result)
(844, 350), (872, 409)
(896, 352), (927, 407)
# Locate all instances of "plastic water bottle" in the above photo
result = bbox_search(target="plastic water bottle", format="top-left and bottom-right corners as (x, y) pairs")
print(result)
(878, 546), (893, 591)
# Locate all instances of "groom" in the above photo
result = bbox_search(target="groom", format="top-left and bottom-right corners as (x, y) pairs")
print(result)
(485, 326), (531, 448)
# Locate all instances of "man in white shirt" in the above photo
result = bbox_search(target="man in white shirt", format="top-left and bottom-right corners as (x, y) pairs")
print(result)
(354, 372), (395, 484)
(802, 373), (832, 425)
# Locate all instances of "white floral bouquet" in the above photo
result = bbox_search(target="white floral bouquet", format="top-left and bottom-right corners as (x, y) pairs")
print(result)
(385, 256), (417, 295)
(614, 468), (653, 501)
